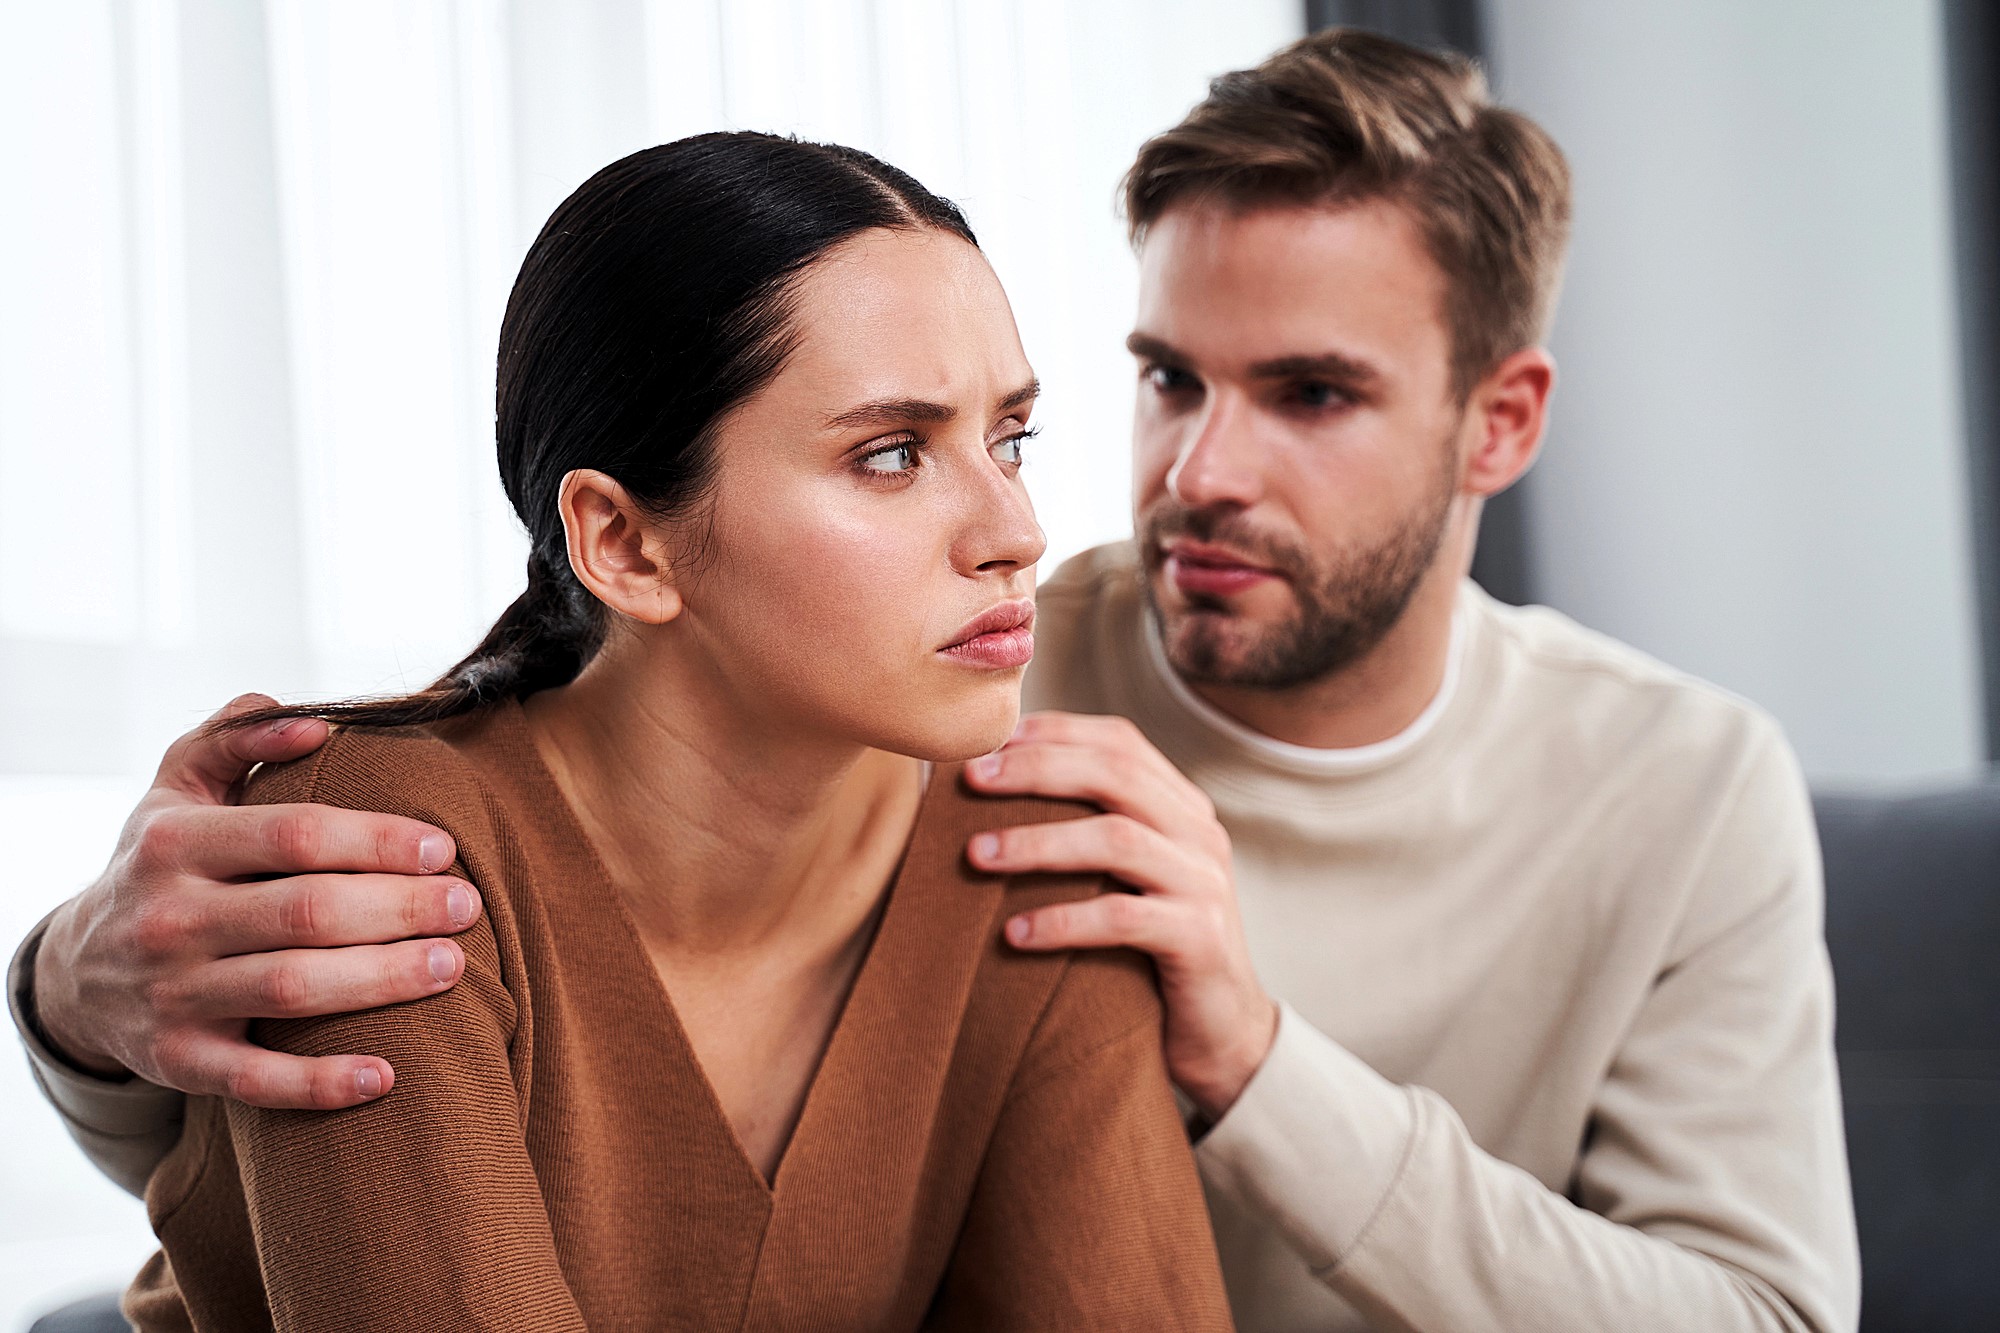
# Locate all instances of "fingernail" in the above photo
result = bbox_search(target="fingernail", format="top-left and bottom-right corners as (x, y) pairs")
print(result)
(354, 1066), (383, 1099)
(971, 833), (1001, 864)
(1006, 915), (1032, 945)
(427, 944), (458, 984)
(970, 754), (1002, 780)
(445, 884), (475, 929)
(418, 833), (452, 874)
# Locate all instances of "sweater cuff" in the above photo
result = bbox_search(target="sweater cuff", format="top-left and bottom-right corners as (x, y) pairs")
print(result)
(10, 910), (183, 1142)
(1193, 1000), (1419, 1273)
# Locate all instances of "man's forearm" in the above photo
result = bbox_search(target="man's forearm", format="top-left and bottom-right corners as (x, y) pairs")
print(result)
(10, 912), (186, 1197)
(1196, 1006), (1854, 1333)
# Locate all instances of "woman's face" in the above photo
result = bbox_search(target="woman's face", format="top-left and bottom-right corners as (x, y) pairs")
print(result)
(662, 226), (1045, 761)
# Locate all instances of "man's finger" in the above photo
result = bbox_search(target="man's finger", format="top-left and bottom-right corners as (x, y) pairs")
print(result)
(156, 695), (331, 803)
(169, 1032), (395, 1110)
(165, 801), (456, 879)
(203, 873), (481, 953)
(969, 813), (1211, 899)
(1008, 712), (1191, 788)
(176, 939), (466, 1022)
(1004, 890), (1189, 955)
(964, 736), (1207, 833)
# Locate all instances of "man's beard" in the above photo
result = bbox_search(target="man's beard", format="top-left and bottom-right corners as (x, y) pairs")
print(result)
(1140, 455), (1457, 692)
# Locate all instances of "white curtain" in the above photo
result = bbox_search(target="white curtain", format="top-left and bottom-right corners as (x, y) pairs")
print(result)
(0, 0), (1301, 1322)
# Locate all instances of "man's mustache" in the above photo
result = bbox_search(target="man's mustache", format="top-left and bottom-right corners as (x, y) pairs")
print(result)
(1139, 505), (1311, 583)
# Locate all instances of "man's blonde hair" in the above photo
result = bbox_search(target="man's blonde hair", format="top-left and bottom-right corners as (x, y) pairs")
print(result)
(1123, 28), (1572, 400)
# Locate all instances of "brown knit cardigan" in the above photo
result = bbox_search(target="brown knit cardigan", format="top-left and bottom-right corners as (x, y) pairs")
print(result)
(125, 701), (1232, 1331)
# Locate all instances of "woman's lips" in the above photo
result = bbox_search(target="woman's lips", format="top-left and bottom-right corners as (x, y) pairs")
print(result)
(940, 599), (1036, 669)
(1164, 545), (1281, 598)
(940, 625), (1035, 668)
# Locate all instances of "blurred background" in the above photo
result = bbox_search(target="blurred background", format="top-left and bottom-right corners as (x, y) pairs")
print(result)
(1, 0), (1993, 1328)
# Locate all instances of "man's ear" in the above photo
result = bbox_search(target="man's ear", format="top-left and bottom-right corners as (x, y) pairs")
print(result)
(557, 469), (683, 625)
(1463, 346), (1555, 498)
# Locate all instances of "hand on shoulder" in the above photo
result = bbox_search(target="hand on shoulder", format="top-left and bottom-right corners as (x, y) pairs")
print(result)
(28, 694), (479, 1109)
(961, 710), (1278, 1120)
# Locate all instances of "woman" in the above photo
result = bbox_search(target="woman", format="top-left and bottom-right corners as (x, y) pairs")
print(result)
(123, 134), (1230, 1331)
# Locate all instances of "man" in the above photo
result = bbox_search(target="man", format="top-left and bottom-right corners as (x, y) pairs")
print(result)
(12, 29), (1857, 1332)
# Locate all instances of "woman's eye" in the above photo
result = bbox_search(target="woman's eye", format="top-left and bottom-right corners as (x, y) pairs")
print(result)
(990, 429), (1036, 467)
(859, 442), (920, 475)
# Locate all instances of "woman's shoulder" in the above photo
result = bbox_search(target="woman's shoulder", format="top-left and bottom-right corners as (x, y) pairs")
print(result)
(237, 711), (520, 872)
(234, 714), (532, 1035)
(243, 718), (484, 816)
(924, 770), (1163, 1080)
(925, 769), (1092, 853)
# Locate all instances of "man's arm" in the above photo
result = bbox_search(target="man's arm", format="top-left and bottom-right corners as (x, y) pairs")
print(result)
(966, 711), (1860, 1333)
(11, 694), (481, 1192)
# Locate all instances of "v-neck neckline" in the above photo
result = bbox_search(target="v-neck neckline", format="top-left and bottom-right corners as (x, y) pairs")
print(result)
(484, 698), (945, 1198)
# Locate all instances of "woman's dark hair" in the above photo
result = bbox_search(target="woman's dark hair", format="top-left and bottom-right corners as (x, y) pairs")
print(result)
(224, 132), (976, 734)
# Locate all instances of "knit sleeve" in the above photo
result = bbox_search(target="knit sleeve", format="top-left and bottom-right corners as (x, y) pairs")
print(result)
(9, 910), (186, 1197)
(148, 734), (591, 1333)
(1194, 719), (1859, 1333)
(925, 945), (1235, 1331)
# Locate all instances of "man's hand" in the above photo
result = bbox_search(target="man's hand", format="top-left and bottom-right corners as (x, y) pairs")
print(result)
(30, 694), (480, 1109)
(963, 710), (1277, 1121)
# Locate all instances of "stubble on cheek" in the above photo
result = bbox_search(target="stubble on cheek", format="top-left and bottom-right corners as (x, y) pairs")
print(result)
(1136, 471), (1451, 691)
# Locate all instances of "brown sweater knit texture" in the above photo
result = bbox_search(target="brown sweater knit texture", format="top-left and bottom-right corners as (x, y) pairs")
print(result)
(123, 702), (1232, 1331)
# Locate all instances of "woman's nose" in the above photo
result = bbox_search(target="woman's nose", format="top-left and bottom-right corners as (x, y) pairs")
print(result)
(963, 458), (1046, 575)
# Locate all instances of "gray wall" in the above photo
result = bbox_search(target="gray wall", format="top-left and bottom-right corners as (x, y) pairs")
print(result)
(1488, 0), (1986, 784)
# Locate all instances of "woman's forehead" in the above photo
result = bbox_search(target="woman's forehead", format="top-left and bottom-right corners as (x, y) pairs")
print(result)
(771, 230), (1032, 414)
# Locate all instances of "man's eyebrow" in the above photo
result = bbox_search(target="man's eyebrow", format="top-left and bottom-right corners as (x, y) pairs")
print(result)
(1126, 332), (1184, 364)
(825, 377), (1041, 431)
(1128, 333), (1382, 388)
(1248, 352), (1382, 385)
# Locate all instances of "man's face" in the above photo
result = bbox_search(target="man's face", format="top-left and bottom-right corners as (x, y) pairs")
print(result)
(1129, 198), (1471, 690)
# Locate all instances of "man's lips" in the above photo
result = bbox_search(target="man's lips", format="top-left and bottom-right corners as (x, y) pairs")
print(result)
(1162, 542), (1283, 599)
(939, 598), (1036, 669)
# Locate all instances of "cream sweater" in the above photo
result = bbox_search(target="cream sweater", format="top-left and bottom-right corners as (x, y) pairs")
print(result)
(1023, 543), (1858, 1333)
(14, 540), (1858, 1331)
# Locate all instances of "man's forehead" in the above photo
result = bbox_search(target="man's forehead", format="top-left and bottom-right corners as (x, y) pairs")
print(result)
(1143, 197), (1440, 291)
(1134, 197), (1450, 369)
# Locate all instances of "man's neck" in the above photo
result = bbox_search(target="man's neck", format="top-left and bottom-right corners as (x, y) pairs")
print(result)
(1186, 562), (1464, 751)
(520, 639), (923, 956)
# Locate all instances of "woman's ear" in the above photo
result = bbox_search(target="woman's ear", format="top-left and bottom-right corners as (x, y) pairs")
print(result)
(557, 469), (684, 625)
(1463, 347), (1555, 498)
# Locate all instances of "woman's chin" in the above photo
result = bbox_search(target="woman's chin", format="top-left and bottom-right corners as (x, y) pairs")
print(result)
(878, 698), (1020, 765)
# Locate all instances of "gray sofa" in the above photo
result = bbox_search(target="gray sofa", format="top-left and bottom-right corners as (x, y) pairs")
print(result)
(1818, 778), (2000, 1331)
(28, 780), (2000, 1333)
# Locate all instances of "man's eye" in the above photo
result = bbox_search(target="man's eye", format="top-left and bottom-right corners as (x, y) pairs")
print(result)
(859, 442), (920, 474)
(1146, 365), (1198, 394)
(1293, 381), (1348, 409)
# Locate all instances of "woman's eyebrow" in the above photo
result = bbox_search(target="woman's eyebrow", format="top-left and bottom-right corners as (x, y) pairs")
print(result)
(824, 398), (957, 430)
(824, 377), (1041, 431)
(996, 377), (1041, 414)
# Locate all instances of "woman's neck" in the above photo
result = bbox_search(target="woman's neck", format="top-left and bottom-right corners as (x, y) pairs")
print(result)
(519, 640), (925, 956)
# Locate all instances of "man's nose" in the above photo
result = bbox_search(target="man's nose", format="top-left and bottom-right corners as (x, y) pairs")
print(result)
(1166, 392), (1263, 510)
